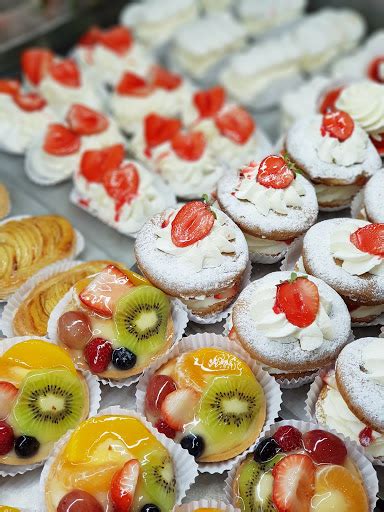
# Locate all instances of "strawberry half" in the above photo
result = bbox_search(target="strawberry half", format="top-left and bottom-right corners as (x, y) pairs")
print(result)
(43, 124), (81, 156)
(49, 59), (81, 88)
(144, 113), (181, 154)
(80, 144), (125, 182)
(0, 382), (18, 420)
(116, 72), (153, 96)
(194, 86), (226, 119)
(215, 106), (255, 144)
(367, 56), (384, 83)
(273, 274), (320, 328)
(350, 223), (384, 257)
(257, 155), (295, 189)
(171, 200), (215, 247)
(103, 163), (140, 219)
(321, 110), (354, 141)
(272, 454), (315, 512)
(110, 459), (140, 512)
(79, 264), (132, 318)
(78, 26), (101, 47)
(66, 104), (109, 135)
(99, 26), (133, 55)
(84, 338), (112, 373)
(0, 79), (20, 97)
(21, 47), (53, 86)
(149, 65), (182, 90)
(171, 131), (206, 161)
(13, 92), (47, 112)
(318, 86), (344, 114)
(160, 388), (200, 431)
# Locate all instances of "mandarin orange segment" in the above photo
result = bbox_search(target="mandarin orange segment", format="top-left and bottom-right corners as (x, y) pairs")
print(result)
(61, 460), (122, 494)
(311, 465), (369, 512)
(174, 348), (254, 391)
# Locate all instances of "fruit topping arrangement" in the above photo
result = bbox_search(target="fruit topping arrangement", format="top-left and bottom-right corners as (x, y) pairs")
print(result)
(349, 223), (384, 257)
(234, 426), (369, 512)
(170, 200), (215, 248)
(143, 348), (266, 462)
(320, 110), (355, 142)
(56, 265), (173, 379)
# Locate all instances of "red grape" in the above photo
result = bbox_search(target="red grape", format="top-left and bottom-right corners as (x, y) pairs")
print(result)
(57, 490), (103, 512)
(145, 374), (177, 416)
(58, 311), (93, 349)
(303, 429), (347, 465)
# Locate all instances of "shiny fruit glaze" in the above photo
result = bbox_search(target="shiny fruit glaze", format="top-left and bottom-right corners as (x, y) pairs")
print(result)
(145, 375), (177, 415)
(57, 311), (93, 349)
(56, 489), (103, 512)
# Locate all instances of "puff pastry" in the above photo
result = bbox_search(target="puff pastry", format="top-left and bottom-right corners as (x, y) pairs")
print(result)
(0, 183), (10, 219)
(0, 215), (76, 300)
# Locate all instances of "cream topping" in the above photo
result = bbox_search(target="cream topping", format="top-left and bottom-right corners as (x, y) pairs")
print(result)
(244, 233), (288, 256)
(314, 183), (360, 204)
(330, 219), (384, 276)
(250, 284), (334, 351)
(362, 339), (384, 384)
(155, 208), (236, 272)
(315, 123), (369, 167)
(350, 303), (384, 320)
(80, 122), (126, 151)
(26, 142), (81, 185)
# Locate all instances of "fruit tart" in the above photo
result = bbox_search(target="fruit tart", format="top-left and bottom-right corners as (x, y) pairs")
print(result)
(231, 271), (351, 386)
(0, 338), (94, 471)
(0, 215), (79, 301)
(182, 87), (272, 168)
(285, 110), (382, 210)
(312, 337), (384, 461)
(141, 346), (266, 464)
(230, 421), (373, 512)
(217, 155), (318, 263)
(0, 78), (54, 155)
(43, 409), (198, 512)
(353, 169), (384, 223)
(72, 143), (175, 236)
(53, 264), (176, 382)
(301, 218), (384, 324)
(135, 200), (249, 320)
(3, 260), (116, 337)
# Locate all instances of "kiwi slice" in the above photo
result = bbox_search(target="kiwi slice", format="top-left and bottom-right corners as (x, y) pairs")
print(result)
(140, 454), (176, 510)
(11, 368), (84, 443)
(198, 375), (264, 439)
(114, 285), (170, 357)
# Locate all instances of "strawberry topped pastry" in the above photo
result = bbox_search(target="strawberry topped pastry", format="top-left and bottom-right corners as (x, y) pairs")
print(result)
(21, 48), (101, 115)
(72, 143), (175, 236)
(231, 421), (372, 512)
(181, 86), (272, 167)
(0, 79), (54, 155)
(217, 155), (318, 263)
(300, 218), (384, 325)
(314, 337), (384, 462)
(53, 264), (176, 382)
(110, 68), (191, 133)
(285, 110), (382, 210)
(135, 200), (249, 321)
(231, 271), (351, 385)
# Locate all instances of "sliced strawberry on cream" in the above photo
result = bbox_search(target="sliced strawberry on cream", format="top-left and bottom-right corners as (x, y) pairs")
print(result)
(79, 264), (133, 318)
(150, 65), (182, 91)
(67, 104), (109, 135)
(98, 26), (133, 55)
(215, 106), (255, 145)
(80, 144), (125, 182)
(116, 72), (153, 96)
(49, 59), (81, 88)
(102, 163), (140, 221)
(0, 79), (20, 97)
(367, 56), (384, 83)
(13, 92), (47, 112)
(110, 459), (140, 512)
(0, 381), (18, 420)
(350, 223), (384, 257)
(43, 124), (81, 156)
(171, 200), (215, 247)
(194, 86), (226, 119)
(21, 47), (54, 86)
(257, 155), (295, 189)
(144, 113), (181, 157)
(318, 86), (344, 114)
(78, 26), (101, 47)
(321, 110), (354, 142)
(171, 131), (206, 161)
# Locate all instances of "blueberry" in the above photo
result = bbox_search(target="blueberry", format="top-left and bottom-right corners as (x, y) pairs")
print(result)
(253, 437), (281, 463)
(180, 433), (205, 458)
(14, 435), (40, 458)
(140, 505), (160, 512)
(112, 347), (137, 370)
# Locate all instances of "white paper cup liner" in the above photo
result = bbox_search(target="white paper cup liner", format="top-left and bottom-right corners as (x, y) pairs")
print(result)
(174, 500), (240, 512)
(47, 287), (189, 388)
(305, 372), (384, 466)
(39, 406), (199, 510)
(279, 235), (304, 271)
(350, 189), (365, 219)
(319, 204), (350, 212)
(0, 259), (85, 337)
(224, 419), (379, 511)
(0, 336), (101, 477)
(185, 260), (252, 325)
(136, 333), (282, 474)
(250, 250), (287, 265)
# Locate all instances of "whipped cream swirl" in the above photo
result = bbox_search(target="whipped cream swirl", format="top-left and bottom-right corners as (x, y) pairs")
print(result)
(155, 209), (236, 272)
(80, 122), (126, 151)
(250, 284), (334, 351)
(330, 219), (384, 276)
(362, 339), (384, 384)
(26, 143), (81, 185)
(315, 123), (368, 166)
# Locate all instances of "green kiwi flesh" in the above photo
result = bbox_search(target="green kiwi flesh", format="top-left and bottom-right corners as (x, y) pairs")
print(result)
(139, 454), (176, 510)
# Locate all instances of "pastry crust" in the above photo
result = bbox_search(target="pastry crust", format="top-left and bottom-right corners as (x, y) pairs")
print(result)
(0, 183), (10, 219)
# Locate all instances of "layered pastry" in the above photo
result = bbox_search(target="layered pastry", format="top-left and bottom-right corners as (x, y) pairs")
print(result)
(120, 0), (198, 49)
(0, 183), (10, 220)
(0, 215), (78, 301)
(231, 271), (351, 384)
(232, 423), (370, 511)
(335, 81), (384, 156)
(171, 13), (246, 81)
(354, 169), (384, 223)
(5, 260), (115, 337)
(301, 218), (384, 324)
(135, 200), (249, 319)
(21, 48), (101, 115)
(72, 144), (174, 236)
(182, 87), (272, 167)
(315, 338), (384, 461)
(0, 78), (54, 155)
(143, 347), (266, 462)
(43, 412), (183, 511)
(110, 68), (190, 133)
(0, 339), (91, 469)
(217, 155), (318, 263)
(73, 25), (153, 87)
(285, 110), (382, 210)
(54, 264), (175, 381)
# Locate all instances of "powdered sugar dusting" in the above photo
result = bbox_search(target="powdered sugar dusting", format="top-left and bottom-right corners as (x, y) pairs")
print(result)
(364, 169), (384, 223)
